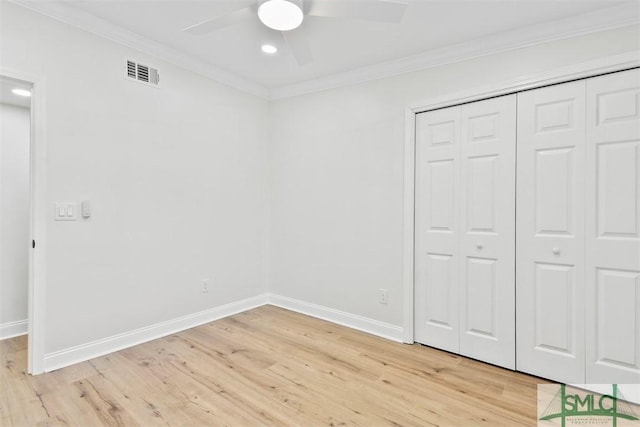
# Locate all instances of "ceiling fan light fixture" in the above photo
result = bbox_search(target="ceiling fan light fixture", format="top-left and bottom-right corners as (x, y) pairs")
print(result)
(258, 0), (303, 31)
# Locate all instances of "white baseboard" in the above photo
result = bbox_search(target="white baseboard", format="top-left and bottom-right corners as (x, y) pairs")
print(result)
(43, 294), (268, 372)
(266, 293), (403, 343)
(42, 292), (403, 373)
(0, 319), (28, 340)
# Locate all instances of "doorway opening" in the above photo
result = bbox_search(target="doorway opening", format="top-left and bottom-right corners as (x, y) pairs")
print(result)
(0, 76), (31, 343)
(0, 71), (45, 374)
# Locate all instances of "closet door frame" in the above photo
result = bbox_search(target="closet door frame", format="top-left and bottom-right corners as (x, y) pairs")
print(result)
(402, 53), (639, 343)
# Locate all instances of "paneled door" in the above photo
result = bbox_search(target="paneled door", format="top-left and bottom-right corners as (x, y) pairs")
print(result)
(415, 95), (516, 368)
(459, 95), (516, 369)
(585, 68), (640, 384)
(414, 105), (461, 354)
(516, 81), (586, 384)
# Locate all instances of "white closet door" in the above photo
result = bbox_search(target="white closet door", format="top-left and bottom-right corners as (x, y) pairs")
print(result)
(516, 81), (586, 384)
(414, 105), (461, 353)
(585, 68), (640, 384)
(459, 95), (516, 369)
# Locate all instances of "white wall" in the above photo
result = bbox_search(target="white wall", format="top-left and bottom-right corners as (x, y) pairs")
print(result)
(0, 2), (269, 355)
(268, 25), (640, 328)
(0, 103), (30, 335)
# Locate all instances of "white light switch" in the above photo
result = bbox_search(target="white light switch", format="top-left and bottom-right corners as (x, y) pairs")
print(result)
(55, 203), (78, 221)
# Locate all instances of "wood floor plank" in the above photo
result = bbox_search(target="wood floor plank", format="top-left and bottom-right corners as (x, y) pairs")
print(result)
(1, 349), (51, 426)
(2, 305), (557, 426)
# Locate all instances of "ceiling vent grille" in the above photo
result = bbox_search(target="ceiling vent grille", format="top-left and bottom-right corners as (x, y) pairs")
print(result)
(125, 60), (159, 86)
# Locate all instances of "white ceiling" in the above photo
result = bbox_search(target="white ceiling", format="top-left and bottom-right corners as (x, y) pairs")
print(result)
(10, 0), (640, 98)
(0, 77), (32, 109)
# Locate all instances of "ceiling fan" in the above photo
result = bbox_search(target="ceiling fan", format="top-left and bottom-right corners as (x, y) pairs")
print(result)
(181, 0), (408, 66)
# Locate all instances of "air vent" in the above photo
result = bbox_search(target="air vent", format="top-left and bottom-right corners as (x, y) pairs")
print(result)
(127, 60), (136, 79)
(125, 60), (159, 86)
(137, 64), (149, 82)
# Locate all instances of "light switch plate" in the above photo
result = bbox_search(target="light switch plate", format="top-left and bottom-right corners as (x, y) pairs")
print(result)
(54, 203), (78, 221)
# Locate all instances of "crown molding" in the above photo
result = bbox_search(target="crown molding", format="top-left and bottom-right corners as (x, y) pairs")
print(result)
(8, 0), (270, 99)
(8, 1), (639, 101)
(269, 2), (640, 99)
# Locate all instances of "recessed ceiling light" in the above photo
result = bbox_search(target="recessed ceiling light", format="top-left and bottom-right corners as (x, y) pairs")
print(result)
(12, 88), (31, 97)
(258, 0), (303, 31)
(261, 44), (278, 54)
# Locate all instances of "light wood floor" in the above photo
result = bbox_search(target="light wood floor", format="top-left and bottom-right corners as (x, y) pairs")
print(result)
(2, 305), (549, 426)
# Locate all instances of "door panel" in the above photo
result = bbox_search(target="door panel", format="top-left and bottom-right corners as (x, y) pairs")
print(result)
(534, 262), (576, 355)
(586, 68), (640, 384)
(595, 269), (638, 367)
(459, 95), (516, 369)
(465, 256), (497, 337)
(466, 155), (497, 232)
(428, 159), (455, 231)
(535, 148), (574, 235)
(423, 253), (455, 329)
(516, 81), (586, 384)
(414, 106), (461, 353)
(596, 142), (638, 238)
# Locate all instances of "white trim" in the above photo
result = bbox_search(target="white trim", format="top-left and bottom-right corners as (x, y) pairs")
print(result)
(42, 293), (406, 372)
(43, 294), (268, 372)
(7, 0), (638, 100)
(30, 73), (47, 375)
(0, 66), (47, 375)
(401, 107), (415, 344)
(402, 53), (640, 344)
(408, 52), (640, 113)
(270, 4), (639, 99)
(8, 0), (269, 100)
(267, 293), (403, 343)
(0, 320), (28, 340)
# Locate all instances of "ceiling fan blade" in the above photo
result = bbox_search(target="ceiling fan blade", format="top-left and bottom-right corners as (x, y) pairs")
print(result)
(281, 30), (313, 66)
(182, 2), (255, 35)
(308, 0), (408, 24)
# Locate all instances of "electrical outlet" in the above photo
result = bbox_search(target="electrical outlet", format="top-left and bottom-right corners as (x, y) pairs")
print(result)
(201, 278), (210, 293)
(379, 288), (388, 304)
